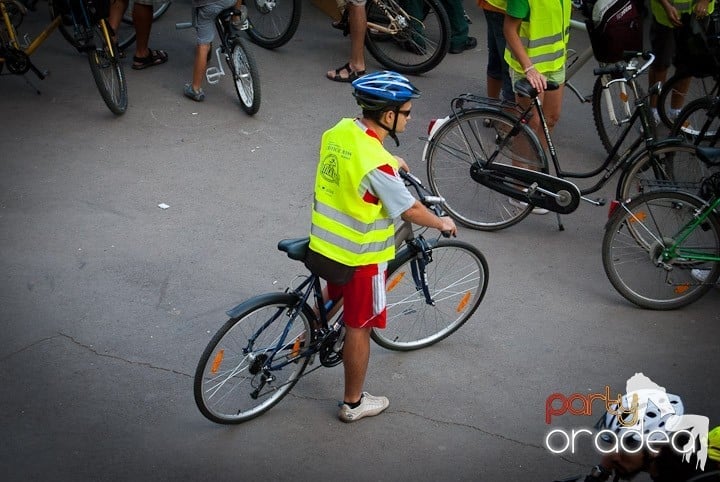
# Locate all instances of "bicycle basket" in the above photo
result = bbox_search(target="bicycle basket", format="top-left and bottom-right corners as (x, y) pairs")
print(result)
(582, 0), (643, 63)
(54, 0), (109, 26)
(674, 12), (720, 78)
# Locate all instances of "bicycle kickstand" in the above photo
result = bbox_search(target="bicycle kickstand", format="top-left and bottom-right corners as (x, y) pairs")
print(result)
(556, 213), (565, 232)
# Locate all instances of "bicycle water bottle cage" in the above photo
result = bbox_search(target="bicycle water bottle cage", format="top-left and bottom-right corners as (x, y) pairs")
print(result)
(205, 47), (225, 84)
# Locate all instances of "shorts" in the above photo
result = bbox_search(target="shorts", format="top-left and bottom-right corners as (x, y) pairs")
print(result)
(511, 65), (566, 91)
(194, 0), (235, 45)
(346, 0), (367, 6)
(483, 9), (514, 102)
(133, 0), (155, 6)
(650, 19), (675, 70)
(327, 262), (387, 329)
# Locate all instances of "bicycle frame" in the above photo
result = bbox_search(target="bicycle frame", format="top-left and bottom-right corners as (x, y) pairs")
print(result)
(0, 0), (62, 77)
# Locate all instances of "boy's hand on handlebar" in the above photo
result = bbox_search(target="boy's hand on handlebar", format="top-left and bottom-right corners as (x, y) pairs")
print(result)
(439, 216), (457, 237)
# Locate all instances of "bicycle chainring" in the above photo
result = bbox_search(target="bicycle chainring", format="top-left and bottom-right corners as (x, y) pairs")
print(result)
(318, 328), (344, 367)
(5, 48), (30, 74)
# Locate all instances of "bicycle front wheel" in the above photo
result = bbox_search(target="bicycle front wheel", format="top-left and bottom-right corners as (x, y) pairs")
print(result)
(670, 97), (720, 147)
(618, 144), (714, 199)
(372, 239), (489, 350)
(425, 109), (546, 230)
(87, 21), (127, 115)
(592, 74), (637, 157)
(245, 0), (301, 49)
(657, 73), (716, 129)
(194, 293), (313, 424)
(602, 190), (720, 310)
(364, 0), (450, 75)
(48, 0), (88, 51)
(227, 37), (261, 115)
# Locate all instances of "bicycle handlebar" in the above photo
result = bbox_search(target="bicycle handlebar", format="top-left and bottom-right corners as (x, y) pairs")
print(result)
(399, 170), (452, 238)
(593, 51), (655, 77)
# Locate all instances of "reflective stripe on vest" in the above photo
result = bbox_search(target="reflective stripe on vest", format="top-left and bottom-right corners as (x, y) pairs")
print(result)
(309, 118), (398, 267)
(505, 0), (571, 74)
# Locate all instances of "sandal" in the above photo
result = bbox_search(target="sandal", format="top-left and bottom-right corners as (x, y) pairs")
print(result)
(132, 49), (169, 70)
(327, 62), (365, 83)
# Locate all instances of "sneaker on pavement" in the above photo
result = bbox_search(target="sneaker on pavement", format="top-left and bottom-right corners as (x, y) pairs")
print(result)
(338, 392), (389, 423)
(508, 196), (550, 215)
(184, 83), (205, 102)
(691, 268), (710, 282)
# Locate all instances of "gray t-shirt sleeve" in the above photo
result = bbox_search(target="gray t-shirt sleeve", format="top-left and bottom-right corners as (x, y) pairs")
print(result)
(361, 167), (416, 219)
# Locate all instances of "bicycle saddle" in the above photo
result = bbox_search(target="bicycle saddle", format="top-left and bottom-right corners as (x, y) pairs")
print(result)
(278, 237), (310, 260)
(514, 78), (560, 98)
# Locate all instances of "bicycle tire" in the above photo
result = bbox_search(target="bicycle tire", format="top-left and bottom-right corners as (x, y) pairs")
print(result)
(670, 97), (720, 147)
(245, 0), (301, 49)
(227, 37), (261, 115)
(425, 108), (546, 230)
(371, 239), (489, 351)
(592, 74), (637, 158)
(657, 73), (717, 129)
(87, 21), (128, 115)
(117, 0), (171, 52)
(194, 293), (313, 424)
(48, 0), (90, 51)
(618, 143), (713, 199)
(602, 190), (720, 310)
(364, 0), (450, 75)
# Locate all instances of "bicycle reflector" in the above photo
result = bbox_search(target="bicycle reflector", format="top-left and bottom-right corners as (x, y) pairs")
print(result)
(608, 199), (620, 218)
(427, 119), (437, 136)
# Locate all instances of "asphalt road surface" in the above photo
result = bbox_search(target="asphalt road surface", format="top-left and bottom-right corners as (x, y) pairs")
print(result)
(1, 2), (718, 481)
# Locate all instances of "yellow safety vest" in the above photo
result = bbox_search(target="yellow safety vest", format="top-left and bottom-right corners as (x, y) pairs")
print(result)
(651, 0), (714, 28)
(309, 118), (398, 267)
(505, 0), (571, 74)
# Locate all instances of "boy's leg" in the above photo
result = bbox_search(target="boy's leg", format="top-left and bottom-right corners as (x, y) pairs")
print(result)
(193, 43), (211, 91)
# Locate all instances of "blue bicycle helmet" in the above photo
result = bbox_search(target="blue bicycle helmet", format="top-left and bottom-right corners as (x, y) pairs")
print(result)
(352, 71), (421, 111)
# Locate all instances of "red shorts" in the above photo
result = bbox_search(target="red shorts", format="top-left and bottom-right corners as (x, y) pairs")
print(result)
(327, 262), (387, 329)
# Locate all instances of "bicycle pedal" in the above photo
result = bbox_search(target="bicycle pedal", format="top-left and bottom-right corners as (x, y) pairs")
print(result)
(595, 197), (607, 206)
(205, 66), (223, 84)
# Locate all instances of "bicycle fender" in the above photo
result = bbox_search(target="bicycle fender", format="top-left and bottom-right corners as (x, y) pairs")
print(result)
(225, 292), (301, 319)
(471, 163), (581, 214)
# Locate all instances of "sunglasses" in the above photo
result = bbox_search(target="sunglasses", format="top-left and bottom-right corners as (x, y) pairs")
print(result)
(397, 109), (412, 117)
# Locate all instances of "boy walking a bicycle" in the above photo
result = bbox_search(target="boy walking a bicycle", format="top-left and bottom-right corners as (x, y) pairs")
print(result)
(308, 71), (456, 422)
(184, 0), (247, 101)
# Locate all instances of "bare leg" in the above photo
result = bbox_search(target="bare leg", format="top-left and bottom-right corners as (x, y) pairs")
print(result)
(326, 3), (366, 80)
(487, 76), (502, 99)
(133, 3), (154, 59)
(342, 326), (371, 403)
(192, 43), (211, 91)
(108, 0), (129, 36)
(649, 66), (668, 108)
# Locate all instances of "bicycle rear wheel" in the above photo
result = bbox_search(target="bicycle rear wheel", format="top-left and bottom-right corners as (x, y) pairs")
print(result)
(117, 0), (171, 52)
(670, 97), (720, 147)
(227, 37), (261, 115)
(245, 0), (301, 49)
(602, 190), (720, 310)
(48, 0), (92, 51)
(364, 0), (450, 75)
(618, 144), (715, 199)
(371, 239), (489, 351)
(657, 73), (717, 129)
(194, 293), (313, 424)
(592, 74), (637, 157)
(425, 108), (546, 230)
(87, 21), (127, 115)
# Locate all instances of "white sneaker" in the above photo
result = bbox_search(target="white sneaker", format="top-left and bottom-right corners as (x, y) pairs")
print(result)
(508, 196), (550, 215)
(691, 268), (710, 282)
(338, 392), (389, 423)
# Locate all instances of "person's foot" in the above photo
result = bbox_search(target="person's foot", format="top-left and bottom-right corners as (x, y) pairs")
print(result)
(327, 62), (365, 83)
(184, 83), (205, 102)
(338, 392), (389, 422)
(449, 36), (477, 54)
(691, 268), (710, 283)
(132, 49), (168, 70)
(508, 196), (549, 215)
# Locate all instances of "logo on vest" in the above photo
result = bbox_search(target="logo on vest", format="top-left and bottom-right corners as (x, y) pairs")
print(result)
(320, 154), (340, 185)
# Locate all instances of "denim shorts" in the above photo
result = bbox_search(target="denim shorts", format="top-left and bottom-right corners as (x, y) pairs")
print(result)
(194, 0), (235, 45)
(483, 9), (514, 102)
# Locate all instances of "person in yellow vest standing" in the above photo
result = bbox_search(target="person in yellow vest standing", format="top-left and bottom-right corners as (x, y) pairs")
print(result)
(308, 71), (457, 423)
(648, 0), (715, 123)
